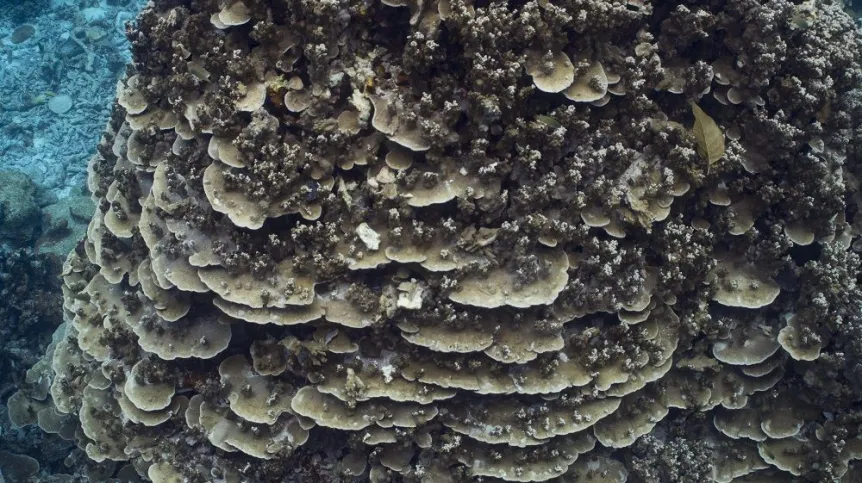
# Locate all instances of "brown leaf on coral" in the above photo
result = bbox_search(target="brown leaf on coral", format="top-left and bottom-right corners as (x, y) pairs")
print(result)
(691, 102), (725, 167)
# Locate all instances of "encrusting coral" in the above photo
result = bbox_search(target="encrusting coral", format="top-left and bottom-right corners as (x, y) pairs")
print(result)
(8, 0), (862, 481)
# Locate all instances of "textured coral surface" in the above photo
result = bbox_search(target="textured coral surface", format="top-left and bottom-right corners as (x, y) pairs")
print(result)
(10, 0), (862, 482)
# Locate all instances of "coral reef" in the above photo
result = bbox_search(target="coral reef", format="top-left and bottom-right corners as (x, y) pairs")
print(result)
(845, 0), (862, 22)
(9, 0), (862, 482)
(0, 170), (42, 247)
(0, 249), (62, 346)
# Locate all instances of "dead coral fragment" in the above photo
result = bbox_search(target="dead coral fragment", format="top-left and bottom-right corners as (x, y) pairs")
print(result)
(10, 24), (35, 43)
(219, 355), (294, 424)
(458, 433), (596, 482)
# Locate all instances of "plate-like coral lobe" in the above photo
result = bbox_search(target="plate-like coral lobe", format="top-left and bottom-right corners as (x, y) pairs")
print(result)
(9, 0), (862, 481)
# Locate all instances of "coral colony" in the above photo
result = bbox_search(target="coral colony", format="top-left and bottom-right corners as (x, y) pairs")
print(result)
(5, 0), (862, 482)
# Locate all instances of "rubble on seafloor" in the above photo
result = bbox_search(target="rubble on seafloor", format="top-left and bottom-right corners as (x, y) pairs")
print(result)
(7, 0), (862, 482)
(0, 0), (147, 194)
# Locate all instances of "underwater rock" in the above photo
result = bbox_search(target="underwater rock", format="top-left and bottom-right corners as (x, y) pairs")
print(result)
(0, 170), (41, 247)
(9, 25), (35, 44)
(0, 248), (62, 340)
(38, 194), (94, 257)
